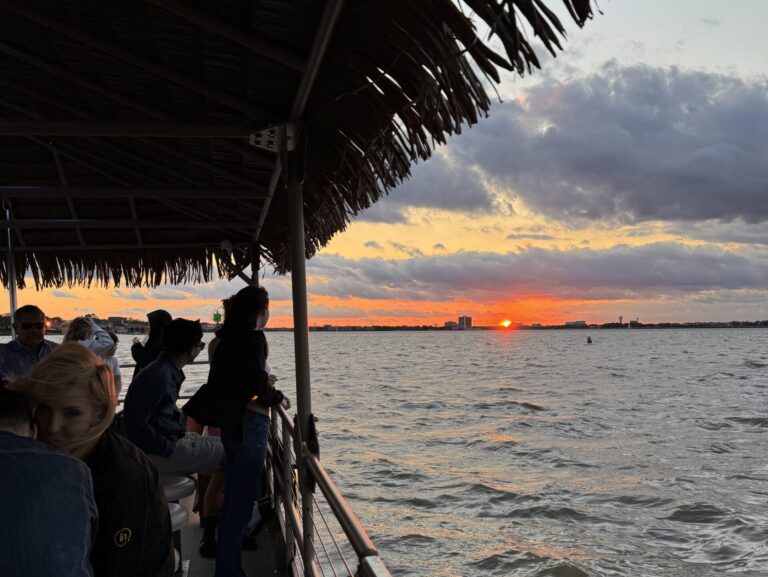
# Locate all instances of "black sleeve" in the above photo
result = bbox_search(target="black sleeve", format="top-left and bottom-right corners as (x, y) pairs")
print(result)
(244, 333), (284, 407)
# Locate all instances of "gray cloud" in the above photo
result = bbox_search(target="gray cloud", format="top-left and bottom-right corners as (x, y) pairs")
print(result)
(357, 151), (495, 223)
(668, 219), (768, 246)
(52, 290), (78, 299)
(306, 243), (768, 302)
(114, 289), (148, 300)
(506, 233), (554, 240)
(389, 242), (423, 257)
(364, 241), (383, 250)
(440, 63), (768, 225)
(433, 243), (446, 250)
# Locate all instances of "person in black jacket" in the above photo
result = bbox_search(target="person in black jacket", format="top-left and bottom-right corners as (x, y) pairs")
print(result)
(205, 286), (289, 577)
(130, 309), (172, 382)
(10, 343), (173, 577)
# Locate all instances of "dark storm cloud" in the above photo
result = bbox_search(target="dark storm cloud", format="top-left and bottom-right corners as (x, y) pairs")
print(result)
(305, 243), (768, 302)
(357, 152), (495, 222)
(668, 220), (768, 246)
(443, 63), (768, 224)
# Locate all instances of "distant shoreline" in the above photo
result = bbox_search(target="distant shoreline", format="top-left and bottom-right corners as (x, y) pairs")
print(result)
(1, 322), (766, 336)
(269, 321), (768, 332)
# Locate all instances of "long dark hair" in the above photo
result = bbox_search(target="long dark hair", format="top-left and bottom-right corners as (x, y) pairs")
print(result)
(224, 286), (269, 330)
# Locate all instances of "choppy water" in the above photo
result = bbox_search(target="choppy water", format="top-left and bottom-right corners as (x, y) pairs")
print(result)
(25, 329), (768, 576)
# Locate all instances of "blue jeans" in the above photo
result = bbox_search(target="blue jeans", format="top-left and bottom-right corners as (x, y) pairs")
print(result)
(216, 411), (270, 577)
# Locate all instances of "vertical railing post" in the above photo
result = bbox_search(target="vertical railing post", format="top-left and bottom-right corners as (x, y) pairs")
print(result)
(5, 204), (18, 338)
(281, 417), (296, 570)
(286, 123), (316, 575)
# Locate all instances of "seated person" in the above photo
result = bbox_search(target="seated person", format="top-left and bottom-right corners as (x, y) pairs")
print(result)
(130, 309), (172, 382)
(124, 318), (224, 476)
(9, 344), (173, 577)
(0, 304), (57, 377)
(0, 385), (97, 577)
(64, 315), (118, 359)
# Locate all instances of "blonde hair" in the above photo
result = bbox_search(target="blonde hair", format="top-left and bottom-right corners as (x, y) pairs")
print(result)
(9, 343), (116, 458)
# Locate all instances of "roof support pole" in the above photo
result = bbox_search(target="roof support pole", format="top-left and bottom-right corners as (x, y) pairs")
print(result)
(4, 204), (18, 338)
(287, 129), (317, 577)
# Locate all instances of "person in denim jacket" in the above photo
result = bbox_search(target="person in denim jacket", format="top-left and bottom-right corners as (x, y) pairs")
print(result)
(0, 386), (98, 577)
(0, 305), (57, 377)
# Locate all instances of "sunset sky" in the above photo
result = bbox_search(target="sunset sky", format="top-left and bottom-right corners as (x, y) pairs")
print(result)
(4, 0), (768, 328)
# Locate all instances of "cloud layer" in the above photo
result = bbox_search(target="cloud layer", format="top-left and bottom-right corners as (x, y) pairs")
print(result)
(306, 243), (768, 303)
(368, 63), (768, 227)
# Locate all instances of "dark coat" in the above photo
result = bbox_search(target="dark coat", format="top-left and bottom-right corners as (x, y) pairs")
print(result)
(189, 325), (283, 439)
(84, 428), (173, 577)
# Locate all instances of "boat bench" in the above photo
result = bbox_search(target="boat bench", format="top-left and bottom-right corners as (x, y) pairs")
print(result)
(162, 475), (196, 575)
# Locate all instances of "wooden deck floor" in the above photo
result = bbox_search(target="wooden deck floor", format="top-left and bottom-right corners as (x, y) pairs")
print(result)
(179, 496), (290, 577)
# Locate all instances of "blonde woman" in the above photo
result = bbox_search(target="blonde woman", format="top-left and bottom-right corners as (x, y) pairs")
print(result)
(9, 343), (173, 577)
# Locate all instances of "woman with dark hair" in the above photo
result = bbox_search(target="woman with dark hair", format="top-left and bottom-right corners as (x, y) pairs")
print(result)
(9, 343), (173, 577)
(205, 286), (289, 577)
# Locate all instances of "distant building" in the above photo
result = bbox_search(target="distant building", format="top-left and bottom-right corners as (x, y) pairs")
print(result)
(444, 321), (458, 329)
(458, 316), (472, 330)
(565, 320), (587, 327)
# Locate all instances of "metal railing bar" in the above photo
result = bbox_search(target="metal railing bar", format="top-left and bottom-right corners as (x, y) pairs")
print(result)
(305, 453), (378, 560)
(310, 498), (349, 577)
(312, 494), (354, 577)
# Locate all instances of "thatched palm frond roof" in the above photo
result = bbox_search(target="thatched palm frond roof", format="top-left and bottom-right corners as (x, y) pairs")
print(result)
(0, 0), (594, 289)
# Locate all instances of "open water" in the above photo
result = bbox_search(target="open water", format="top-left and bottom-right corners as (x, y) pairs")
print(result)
(27, 329), (768, 576)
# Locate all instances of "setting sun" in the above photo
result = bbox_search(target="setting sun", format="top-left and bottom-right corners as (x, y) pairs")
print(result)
(500, 320), (512, 328)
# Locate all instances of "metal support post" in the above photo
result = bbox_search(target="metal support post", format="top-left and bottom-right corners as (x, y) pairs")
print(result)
(5, 204), (17, 338)
(286, 126), (316, 575)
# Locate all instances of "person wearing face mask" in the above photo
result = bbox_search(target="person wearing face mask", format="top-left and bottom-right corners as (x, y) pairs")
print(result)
(0, 305), (58, 377)
(8, 344), (173, 577)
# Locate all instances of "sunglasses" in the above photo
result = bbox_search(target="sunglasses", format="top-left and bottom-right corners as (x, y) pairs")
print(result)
(19, 322), (45, 330)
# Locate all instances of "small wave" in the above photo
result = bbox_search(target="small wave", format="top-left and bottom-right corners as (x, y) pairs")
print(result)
(744, 360), (767, 368)
(726, 416), (768, 427)
(473, 400), (545, 411)
(509, 505), (607, 524)
(666, 503), (728, 524)
(535, 564), (591, 577)
(395, 533), (438, 546)
(469, 550), (541, 573)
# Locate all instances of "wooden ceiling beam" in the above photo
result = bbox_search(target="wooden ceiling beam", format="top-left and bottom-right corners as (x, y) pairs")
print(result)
(0, 187), (269, 199)
(147, 0), (306, 73)
(0, 45), (276, 167)
(0, 0), (268, 119)
(2, 219), (258, 229)
(0, 120), (253, 138)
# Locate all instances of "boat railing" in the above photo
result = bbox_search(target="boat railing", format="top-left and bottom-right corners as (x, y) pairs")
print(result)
(117, 364), (393, 577)
(269, 404), (392, 577)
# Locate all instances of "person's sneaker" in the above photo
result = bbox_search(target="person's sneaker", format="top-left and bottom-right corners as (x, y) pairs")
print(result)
(241, 531), (259, 551)
(199, 534), (217, 558)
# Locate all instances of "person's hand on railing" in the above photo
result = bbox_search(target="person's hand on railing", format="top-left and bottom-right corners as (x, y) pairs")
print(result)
(281, 396), (290, 410)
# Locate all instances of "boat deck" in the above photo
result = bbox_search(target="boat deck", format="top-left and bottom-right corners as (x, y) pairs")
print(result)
(179, 495), (289, 577)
